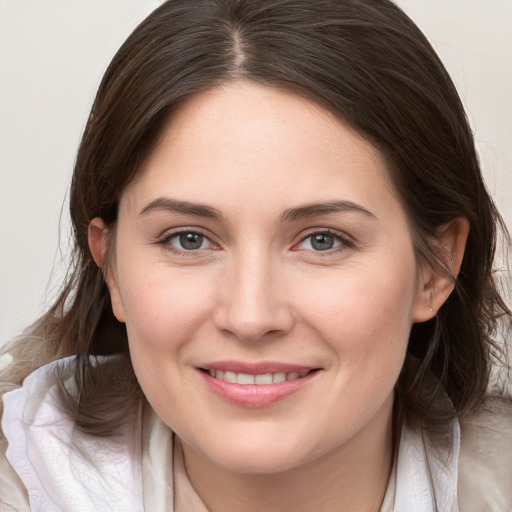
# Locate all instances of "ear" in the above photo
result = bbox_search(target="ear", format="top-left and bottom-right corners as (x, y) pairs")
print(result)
(88, 218), (126, 323)
(413, 217), (469, 323)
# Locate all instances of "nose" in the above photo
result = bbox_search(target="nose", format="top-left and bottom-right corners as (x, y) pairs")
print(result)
(213, 249), (295, 342)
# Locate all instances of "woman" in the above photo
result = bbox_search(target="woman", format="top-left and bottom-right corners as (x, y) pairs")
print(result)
(1, 0), (511, 510)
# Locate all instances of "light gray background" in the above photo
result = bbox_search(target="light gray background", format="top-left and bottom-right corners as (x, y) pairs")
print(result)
(1, 1), (511, 346)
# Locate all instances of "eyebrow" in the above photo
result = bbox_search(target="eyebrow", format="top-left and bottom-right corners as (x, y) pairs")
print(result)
(139, 197), (375, 222)
(280, 201), (376, 222)
(140, 197), (223, 219)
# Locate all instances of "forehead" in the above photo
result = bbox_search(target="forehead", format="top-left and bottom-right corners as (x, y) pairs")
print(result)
(121, 81), (397, 218)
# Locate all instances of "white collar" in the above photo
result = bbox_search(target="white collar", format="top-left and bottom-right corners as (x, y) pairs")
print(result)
(392, 414), (460, 511)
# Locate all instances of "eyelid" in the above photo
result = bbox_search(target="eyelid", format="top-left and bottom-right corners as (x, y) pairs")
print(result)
(156, 226), (220, 255)
(155, 226), (355, 255)
(292, 228), (355, 252)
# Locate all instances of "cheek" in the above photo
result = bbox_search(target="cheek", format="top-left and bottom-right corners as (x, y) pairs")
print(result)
(116, 266), (218, 417)
(116, 262), (216, 352)
(294, 260), (418, 361)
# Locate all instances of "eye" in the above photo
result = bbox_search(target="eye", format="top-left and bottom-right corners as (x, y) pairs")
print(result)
(161, 231), (214, 252)
(296, 231), (351, 252)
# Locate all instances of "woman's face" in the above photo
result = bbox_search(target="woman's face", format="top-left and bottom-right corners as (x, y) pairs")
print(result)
(103, 82), (432, 474)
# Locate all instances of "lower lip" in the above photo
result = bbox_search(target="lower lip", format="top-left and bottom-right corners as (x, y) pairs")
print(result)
(198, 370), (318, 408)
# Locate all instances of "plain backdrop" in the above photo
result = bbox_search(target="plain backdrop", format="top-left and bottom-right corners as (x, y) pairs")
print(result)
(1, 0), (511, 346)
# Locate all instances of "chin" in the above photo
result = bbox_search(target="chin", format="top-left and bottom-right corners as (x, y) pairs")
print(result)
(183, 428), (331, 476)
(210, 448), (309, 475)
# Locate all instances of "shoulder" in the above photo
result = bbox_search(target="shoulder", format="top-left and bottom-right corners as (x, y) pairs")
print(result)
(459, 395), (512, 465)
(1, 355), (144, 511)
(0, 353), (30, 511)
(0, 455), (30, 512)
(458, 395), (512, 511)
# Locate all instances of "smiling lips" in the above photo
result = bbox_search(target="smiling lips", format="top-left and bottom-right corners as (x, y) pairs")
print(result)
(207, 369), (311, 385)
(199, 363), (319, 407)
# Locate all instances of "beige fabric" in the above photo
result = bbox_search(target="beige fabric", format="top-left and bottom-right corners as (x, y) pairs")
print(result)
(457, 397), (512, 512)
(0, 454), (29, 512)
(141, 404), (175, 510)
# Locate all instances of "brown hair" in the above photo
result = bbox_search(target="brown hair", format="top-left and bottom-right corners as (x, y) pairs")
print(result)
(2, 0), (510, 435)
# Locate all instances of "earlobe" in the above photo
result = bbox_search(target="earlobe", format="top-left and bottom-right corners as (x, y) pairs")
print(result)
(413, 217), (470, 323)
(88, 218), (126, 323)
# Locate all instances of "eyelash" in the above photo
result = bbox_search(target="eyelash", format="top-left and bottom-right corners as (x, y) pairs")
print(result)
(294, 229), (355, 255)
(157, 228), (217, 257)
(156, 228), (355, 256)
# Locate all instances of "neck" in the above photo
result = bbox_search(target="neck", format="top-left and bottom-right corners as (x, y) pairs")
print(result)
(181, 406), (394, 512)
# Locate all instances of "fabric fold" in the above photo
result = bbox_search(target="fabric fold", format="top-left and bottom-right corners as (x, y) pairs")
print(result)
(2, 357), (144, 512)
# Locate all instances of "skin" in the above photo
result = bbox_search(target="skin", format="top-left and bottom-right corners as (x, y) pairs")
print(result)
(89, 82), (468, 511)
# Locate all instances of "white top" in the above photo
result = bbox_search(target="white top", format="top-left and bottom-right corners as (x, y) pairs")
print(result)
(0, 356), (497, 511)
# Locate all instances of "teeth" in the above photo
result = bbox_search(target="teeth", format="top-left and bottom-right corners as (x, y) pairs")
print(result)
(237, 373), (255, 385)
(255, 373), (273, 384)
(207, 369), (310, 385)
(273, 372), (286, 383)
(224, 371), (237, 383)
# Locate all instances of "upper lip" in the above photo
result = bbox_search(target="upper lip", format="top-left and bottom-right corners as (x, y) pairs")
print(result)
(198, 360), (318, 374)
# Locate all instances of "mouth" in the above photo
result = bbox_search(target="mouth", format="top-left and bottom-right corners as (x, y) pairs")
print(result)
(197, 363), (320, 407)
(201, 368), (313, 385)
